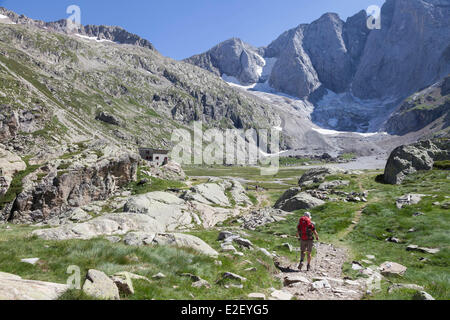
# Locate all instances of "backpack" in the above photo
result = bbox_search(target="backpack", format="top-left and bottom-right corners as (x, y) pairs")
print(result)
(298, 216), (314, 240)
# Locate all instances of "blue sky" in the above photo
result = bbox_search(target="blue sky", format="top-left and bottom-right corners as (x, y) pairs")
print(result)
(0, 0), (385, 60)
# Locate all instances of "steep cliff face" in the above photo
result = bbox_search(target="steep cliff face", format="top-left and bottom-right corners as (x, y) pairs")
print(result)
(7, 147), (139, 224)
(352, 0), (450, 99)
(185, 0), (450, 132)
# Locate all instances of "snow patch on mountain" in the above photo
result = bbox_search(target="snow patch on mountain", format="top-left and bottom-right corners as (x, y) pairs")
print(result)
(75, 34), (114, 43)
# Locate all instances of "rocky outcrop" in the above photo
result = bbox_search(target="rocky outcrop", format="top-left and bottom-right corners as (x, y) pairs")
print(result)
(274, 187), (302, 208)
(0, 147), (26, 197)
(8, 151), (138, 223)
(384, 139), (450, 184)
(0, 271), (68, 300)
(396, 194), (425, 209)
(142, 161), (186, 181)
(124, 232), (219, 257)
(82, 269), (120, 300)
(183, 183), (230, 207)
(276, 192), (325, 212)
(32, 213), (165, 240)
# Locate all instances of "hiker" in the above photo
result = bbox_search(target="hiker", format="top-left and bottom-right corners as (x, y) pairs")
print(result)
(296, 212), (319, 271)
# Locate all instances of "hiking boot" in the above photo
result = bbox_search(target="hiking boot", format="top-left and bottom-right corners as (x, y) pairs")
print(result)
(298, 263), (303, 271)
(307, 265), (311, 272)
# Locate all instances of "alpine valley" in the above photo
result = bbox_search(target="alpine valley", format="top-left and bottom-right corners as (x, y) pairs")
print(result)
(0, 0), (448, 302)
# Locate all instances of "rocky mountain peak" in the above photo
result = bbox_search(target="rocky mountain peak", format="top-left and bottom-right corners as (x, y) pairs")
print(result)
(0, 7), (155, 50)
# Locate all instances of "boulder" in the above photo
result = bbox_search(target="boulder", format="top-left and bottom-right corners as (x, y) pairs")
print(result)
(298, 167), (342, 186)
(9, 150), (139, 223)
(192, 279), (211, 289)
(384, 140), (449, 185)
(218, 272), (247, 283)
(183, 183), (230, 207)
(277, 192), (325, 212)
(0, 271), (68, 300)
(142, 161), (186, 181)
(270, 290), (293, 300)
(396, 194), (425, 209)
(379, 262), (407, 276)
(274, 187), (302, 208)
(110, 274), (134, 295)
(113, 271), (150, 283)
(406, 245), (440, 254)
(0, 148), (26, 197)
(82, 269), (120, 300)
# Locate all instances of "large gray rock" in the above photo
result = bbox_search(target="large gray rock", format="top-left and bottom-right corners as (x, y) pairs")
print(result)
(274, 187), (302, 208)
(124, 232), (219, 257)
(0, 271), (68, 300)
(82, 269), (120, 300)
(379, 262), (407, 276)
(277, 192), (325, 212)
(123, 192), (192, 231)
(183, 183), (230, 207)
(142, 161), (186, 181)
(384, 139), (449, 184)
(32, 213), (165, 240)
(9, 150), (139, 223)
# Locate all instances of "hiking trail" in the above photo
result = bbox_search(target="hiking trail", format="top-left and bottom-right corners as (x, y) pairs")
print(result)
(273, 242), (367, 300)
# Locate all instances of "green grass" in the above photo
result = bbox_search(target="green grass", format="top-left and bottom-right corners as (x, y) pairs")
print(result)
(0, 224), (282, 300)
(187, 166), (450, 300)
(434, 161), (450, 170)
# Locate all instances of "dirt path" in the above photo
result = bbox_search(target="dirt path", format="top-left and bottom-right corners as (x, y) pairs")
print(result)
(273, 243), (366, 300)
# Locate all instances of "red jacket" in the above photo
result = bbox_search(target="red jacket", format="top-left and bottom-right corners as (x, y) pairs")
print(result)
(297, 216), (315, 241)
